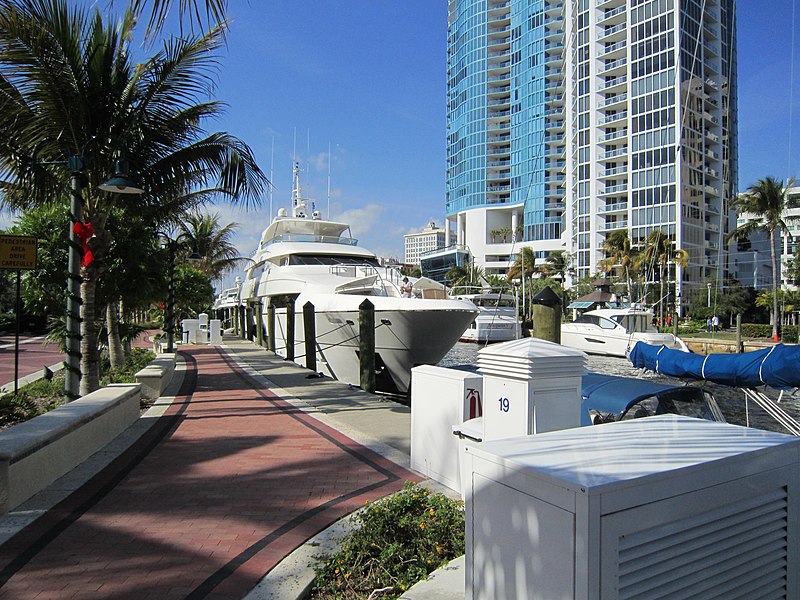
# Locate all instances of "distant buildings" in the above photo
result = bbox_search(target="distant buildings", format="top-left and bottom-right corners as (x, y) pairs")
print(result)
(404, 220), (446, 265)
(445, 0), (738, 309)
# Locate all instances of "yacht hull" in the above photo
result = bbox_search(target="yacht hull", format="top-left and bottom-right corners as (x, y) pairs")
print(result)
(560, 327), (684, 357)
(268, 295), (476, 394)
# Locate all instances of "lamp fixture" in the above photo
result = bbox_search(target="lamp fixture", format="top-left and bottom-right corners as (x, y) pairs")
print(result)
(98, 158), (144, 194)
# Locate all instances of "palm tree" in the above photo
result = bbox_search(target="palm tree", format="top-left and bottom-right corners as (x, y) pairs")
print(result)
(638, 230), (688, 326)
(178, 211), (241, 282)
(0, 1), (267, 395)
(507, 247), (537, 322)
(598, 229), (638, 302)
(539, 250), (573, 283)
(727, 176), (799, 339)
(447, 264), (485, 295)
(130, 0), (226, 38)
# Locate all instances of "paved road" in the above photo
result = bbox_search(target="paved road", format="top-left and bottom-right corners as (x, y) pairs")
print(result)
(0, 343), (417, 599)
(0, 335), (62, 391)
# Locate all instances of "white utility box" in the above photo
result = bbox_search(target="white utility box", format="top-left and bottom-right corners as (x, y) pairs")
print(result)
(465, 415), (800, 600)
(209, 319), (222, 345)
(181, 319), (200, 344)
(477, 338), (586, 441)
(411, 365), (483, 493)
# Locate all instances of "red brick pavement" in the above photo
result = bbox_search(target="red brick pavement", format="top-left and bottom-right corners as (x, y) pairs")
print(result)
(0, 345), (418, 599)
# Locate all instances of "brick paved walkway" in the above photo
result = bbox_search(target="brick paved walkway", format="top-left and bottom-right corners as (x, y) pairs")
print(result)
(0, 345), (417, 599)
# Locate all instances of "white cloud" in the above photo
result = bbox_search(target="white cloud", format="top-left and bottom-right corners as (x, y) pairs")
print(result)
(331, 204), (385, 238)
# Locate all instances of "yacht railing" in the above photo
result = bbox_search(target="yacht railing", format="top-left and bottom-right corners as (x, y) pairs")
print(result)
(329, 263), (407, 296)
(264, 233), (358, 246)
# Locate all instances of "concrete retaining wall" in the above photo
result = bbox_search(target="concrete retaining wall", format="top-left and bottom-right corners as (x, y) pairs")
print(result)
(135, 353), (176, 399)
(0, 384), (141, 514)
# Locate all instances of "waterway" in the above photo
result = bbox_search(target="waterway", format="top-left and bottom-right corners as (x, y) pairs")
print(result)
(439, 341), (800, 435)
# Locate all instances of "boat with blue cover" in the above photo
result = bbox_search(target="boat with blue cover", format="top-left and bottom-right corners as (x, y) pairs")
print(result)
(629, 341), (800, 435)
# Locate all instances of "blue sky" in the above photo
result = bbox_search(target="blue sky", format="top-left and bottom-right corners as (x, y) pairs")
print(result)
(2, 1), (799, 288)
(211, 1), (800, 270)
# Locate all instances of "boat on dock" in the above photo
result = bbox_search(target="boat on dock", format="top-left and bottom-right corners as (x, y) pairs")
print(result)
(561, 306), (687, 357)
(451, 292), (521, 343)
(236, 163), (478, 394)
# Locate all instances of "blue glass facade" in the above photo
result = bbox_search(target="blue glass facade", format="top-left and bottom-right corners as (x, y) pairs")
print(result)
(446, 0), (566, 243)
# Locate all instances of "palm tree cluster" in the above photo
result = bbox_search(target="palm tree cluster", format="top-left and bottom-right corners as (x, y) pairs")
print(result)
(728, 176), (799, 339)
(0, 0), (266, 395)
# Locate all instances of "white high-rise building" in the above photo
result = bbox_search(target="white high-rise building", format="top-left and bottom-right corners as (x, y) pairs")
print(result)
(446, 0), (737, 309)
(404, 220), (446, 265)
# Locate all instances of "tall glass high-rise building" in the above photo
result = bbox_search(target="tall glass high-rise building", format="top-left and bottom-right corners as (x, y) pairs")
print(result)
(445, 0), (737, 304)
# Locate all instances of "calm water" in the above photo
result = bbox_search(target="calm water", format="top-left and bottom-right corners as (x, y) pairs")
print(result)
(439, 341), (800, 435)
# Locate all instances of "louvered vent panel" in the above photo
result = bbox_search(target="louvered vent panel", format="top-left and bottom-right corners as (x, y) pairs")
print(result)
(616, 488), (788, 600)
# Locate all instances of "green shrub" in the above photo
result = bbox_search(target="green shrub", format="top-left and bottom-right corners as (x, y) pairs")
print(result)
(311, 482), (465, 599)
(0, 374), (63, 427)
(101, 348), (155, 386)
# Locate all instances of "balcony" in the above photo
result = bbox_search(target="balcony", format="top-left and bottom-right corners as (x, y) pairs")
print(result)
(597, 4), (626, 24)
(601, 57), (627, 74)
(604, 183), (628, 194)
(600, 165), (628, 178)
(600, 128), (628, 142)
(602, 219), (629, 231)
(599, 21), (626, 40)
(602, 75), (627, 90)
(599, 110), (628, 125)
(599, 92), (627, 108)
(601, 147), (628, 159)
(599, 39), (626, 57)
(601, 201), (628, 213)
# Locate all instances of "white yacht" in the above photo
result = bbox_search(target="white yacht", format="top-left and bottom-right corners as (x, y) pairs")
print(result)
(237, 163), (478, 394)
(560, 307), (687, 357)
(451, 292), (521, 343)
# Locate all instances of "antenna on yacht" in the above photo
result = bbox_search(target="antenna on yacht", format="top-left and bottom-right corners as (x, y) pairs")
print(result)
(327, 141), (332, 219)
(269, 136), (275, 220)
(292, 161), (308, 218)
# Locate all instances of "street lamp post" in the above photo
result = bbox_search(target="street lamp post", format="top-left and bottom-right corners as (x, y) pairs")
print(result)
(157, 232), (202, 353)
(157, 233), (187, 354)
(707, 282), (712, 308)
(62, 153), (143, 401)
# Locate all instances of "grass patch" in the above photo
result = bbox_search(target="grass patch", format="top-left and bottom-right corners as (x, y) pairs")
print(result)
(311, 482), (465, 599)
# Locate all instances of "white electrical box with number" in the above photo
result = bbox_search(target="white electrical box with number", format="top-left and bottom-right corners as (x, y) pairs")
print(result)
(476, 338), (586, 441)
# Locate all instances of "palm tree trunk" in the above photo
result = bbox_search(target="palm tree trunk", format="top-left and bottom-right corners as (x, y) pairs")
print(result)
(80, 277), (101, 395)
(771, 228), (780, 339)
(107, 300), (125, 369)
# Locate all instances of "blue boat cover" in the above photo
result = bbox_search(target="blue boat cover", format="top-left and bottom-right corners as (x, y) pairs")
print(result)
(629, 342), (800, 389)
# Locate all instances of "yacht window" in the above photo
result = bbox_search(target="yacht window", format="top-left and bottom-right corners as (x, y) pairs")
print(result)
(614, 314), (656, 333)
(288, 254), (380, 266)
(598, 317), (616, 330)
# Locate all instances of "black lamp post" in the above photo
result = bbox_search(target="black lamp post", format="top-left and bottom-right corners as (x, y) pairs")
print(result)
(62, 153), (143, 401)
(157, 232), (200, 353)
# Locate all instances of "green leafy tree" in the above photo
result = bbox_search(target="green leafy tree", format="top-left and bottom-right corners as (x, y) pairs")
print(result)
(0, 1), (267, 394)
(727, 176), (799, 339)
(173, 263), (214, 321)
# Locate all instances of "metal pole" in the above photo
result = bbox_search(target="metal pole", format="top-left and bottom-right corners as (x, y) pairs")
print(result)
(65, 168), (84, 401)
(13, 270), (21, 395)
(166, 241), (176, 353)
